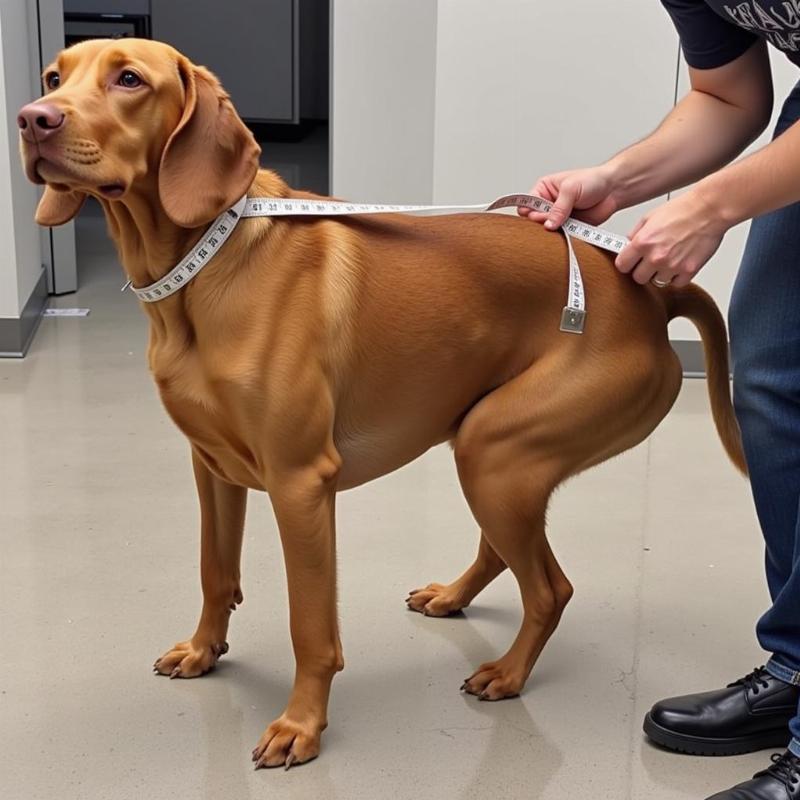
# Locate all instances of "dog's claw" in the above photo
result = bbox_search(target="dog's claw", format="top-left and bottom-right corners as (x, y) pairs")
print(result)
(285, 753), (296, 771)
(169, 667), (181, 679)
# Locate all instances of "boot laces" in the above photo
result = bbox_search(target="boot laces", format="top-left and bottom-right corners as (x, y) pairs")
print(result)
(756, 752), (800, 788)
(729, 666), (771, 695)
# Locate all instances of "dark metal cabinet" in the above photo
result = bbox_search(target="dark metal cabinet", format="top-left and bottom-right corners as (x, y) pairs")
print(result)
(151, 0), (297, 123)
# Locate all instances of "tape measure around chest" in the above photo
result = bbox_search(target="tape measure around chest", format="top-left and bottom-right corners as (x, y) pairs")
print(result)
(127, 193), (630, 334)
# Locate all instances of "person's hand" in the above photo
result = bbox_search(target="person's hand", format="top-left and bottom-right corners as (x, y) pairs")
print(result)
(615, 190), (728, 287)
(519, 165), (619, 228)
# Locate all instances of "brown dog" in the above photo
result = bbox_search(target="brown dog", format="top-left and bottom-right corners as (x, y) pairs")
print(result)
(18, 38), (746, 769)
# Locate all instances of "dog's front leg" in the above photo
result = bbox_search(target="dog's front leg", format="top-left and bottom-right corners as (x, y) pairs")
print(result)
(154, 449), (247, 678)
(253, 462), (343, 770)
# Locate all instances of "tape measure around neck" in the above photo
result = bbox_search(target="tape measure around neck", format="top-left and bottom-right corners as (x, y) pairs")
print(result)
(127, 193), (629, 333)
(126, 195), (247, 302)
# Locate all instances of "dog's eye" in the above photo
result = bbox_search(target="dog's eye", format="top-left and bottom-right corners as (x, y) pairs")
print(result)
(45, 72), (60, 90)
(118, 70), (142, 89)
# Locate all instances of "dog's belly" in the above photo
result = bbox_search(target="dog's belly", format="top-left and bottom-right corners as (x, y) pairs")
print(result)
(331, 373), (490, 489)
(334, 425), (450, 490)
(330, 337), (540, 490)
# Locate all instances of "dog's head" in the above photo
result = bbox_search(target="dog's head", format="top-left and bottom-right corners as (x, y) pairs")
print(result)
(18, 38), (261, 228)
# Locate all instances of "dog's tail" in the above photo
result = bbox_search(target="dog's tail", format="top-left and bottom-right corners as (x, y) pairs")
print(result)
(665, 284), (748, 476)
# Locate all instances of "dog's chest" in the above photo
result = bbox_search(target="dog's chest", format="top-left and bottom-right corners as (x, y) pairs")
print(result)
(153, 359), (265, 489)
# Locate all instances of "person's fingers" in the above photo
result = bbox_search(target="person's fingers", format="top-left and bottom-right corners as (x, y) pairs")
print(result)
(544, 181), (579, 230)
(626, 217), (646, 240)
(525, 210), (551, 223)
(649, 271), (674, 288)
(534, 178), (558, 201)
(671, 272), (692, 288)
(615, 240), (642, 273)
(631, 260), (658, 285)
(519, 179), (554, 219)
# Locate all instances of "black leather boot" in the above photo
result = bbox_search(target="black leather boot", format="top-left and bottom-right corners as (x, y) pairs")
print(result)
(643, 667), (798, 756)
(705, 751), (800, 799)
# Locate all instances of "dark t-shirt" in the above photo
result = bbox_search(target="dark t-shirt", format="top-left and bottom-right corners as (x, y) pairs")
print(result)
(661, 0), (800, 68)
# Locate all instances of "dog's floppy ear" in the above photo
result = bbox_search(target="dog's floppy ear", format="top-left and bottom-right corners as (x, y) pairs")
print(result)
(35, 186), (86, 226)
(159, 59), (261, 228)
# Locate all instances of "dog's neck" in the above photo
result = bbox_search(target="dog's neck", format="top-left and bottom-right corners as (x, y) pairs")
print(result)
(99, 169), (289, 325)
(101, 181), (199, 291)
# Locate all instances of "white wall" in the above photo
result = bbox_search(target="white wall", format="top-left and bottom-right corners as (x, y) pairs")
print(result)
(331, 0), (439, 204)
(432, 0), (677, 209)
(332, 0), (798, 343)
(0, 0), (44, 318)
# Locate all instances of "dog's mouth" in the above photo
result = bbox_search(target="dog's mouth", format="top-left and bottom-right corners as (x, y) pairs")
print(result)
(22, 153), (46, 185)
(21, 135), (124, 194)
(28, 153), (81, 186)
(25, 152), (126, 199)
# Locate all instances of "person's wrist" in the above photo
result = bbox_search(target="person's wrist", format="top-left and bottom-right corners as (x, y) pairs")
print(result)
(598, 159), (627, 214)
(692, 178), (741, 230)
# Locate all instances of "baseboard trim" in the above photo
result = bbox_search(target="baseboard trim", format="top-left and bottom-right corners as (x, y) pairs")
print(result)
(0, 269), (48, 358)
(672, 339), (712, 378)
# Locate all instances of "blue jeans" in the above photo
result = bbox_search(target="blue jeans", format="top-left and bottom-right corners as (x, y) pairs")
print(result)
(730, 80), (800, 757)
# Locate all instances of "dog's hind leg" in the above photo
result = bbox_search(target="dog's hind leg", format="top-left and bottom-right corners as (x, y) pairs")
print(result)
(405, 531), (507, 616)
(452, 347), (681, 700)
(455, 459), (567, 701)
(154, 449), (247, 678)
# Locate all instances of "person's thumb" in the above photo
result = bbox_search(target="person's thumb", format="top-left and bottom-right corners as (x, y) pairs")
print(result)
(544, 182), (579, 230)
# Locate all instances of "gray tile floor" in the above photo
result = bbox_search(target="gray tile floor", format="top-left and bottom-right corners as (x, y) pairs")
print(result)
(0, 194), (773, 799)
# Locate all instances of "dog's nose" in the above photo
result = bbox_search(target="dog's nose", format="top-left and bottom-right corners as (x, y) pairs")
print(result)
(17, 102), (65, 143)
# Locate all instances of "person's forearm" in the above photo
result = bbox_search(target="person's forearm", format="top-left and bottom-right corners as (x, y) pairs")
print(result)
(694, 118), (800, 226)
(602, 88), (769, 210)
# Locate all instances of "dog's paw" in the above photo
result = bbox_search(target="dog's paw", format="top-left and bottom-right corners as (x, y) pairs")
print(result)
(153, 639), (228, 679)
(252, 713), (323, 770)
(405, 582), (467, 616)
(460, 658), (526, 701)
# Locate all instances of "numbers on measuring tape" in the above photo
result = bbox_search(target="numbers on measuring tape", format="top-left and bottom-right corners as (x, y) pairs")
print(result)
(129, 193), (626, 328)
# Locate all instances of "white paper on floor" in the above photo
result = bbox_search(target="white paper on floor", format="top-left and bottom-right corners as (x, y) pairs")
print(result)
(43, 308), (90, 317)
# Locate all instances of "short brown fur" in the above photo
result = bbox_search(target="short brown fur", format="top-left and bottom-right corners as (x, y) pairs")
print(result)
(19, 39), (746, 769)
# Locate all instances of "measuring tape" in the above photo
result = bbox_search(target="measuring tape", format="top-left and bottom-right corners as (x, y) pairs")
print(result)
(124, 196), (248, 303)
(127, 193), (630, 334)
